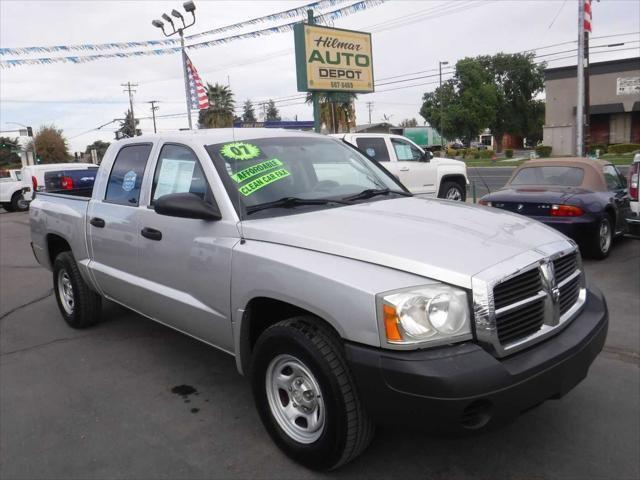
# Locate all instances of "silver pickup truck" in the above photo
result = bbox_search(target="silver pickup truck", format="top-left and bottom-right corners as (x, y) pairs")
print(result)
(30, 129), (608, 470)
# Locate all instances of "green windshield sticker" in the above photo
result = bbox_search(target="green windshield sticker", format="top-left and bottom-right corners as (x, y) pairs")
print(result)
(231, 158), (283, 183)
(239, 168), (290, 196)
(220, 142), (261, 161)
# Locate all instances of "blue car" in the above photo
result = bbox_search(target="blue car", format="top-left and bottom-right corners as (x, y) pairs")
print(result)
(479, 158), (631, 259)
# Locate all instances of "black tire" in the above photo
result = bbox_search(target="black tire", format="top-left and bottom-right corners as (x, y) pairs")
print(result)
(10, 192), (29, 212)
(2, 202), (14, 212)
(585, 216), (613, 259)
(52, 251), (102, 328)
(251, 317), (374, 471)
(438, 181), (466, 201)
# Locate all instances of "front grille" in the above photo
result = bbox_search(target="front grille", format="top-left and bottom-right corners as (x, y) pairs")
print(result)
(493, 268), (542, 310)
(559, 275), (580, 316)
(554, 252), (578, 283)
(496, 299), (545, 344)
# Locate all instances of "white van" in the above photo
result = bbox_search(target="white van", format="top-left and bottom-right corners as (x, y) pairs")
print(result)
(22, 163), (97, 201)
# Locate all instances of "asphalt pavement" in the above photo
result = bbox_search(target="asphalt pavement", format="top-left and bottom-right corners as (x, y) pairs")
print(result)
(1, 211), (639, 479)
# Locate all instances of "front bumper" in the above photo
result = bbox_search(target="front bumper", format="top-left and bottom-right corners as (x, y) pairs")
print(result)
(345, 285), (608, 431)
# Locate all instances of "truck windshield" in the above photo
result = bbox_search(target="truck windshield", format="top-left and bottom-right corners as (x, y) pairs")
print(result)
(206, 136), (407, 215)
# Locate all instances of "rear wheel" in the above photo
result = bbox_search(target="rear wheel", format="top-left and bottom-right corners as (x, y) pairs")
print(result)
(251, 317), (374, 471)
(53, 252), (102, 328)
(439, 181), (466, 201)
(586, 216), (613, 259)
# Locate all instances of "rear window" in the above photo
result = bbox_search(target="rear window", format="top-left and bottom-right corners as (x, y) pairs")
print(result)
(511, 166), (585, 186)
(354, 137), (390, 162)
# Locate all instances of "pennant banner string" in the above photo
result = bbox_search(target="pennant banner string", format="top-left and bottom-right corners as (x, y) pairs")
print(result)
(0, 0), (347, 56)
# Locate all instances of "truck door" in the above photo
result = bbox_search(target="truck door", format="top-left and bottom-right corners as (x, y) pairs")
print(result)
(87, 143), (152, 307)
(390, 137), (437, 195)
(134, 143), (236, 352)
(353, 136), (399, 179)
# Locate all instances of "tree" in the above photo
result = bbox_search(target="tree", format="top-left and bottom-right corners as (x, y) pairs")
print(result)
(478, 53), (545, 151)
(399, 118), (419, 128)
(305, 93), (357, 133)
(116, 109), (140, 138)
(26, 125), (70, 163)
(0, 137), (21, 167)
(242, 100), (257, 123)
(524, 100), (545, 146)
(265, 99), (281, 122)
(198, 82), (235, 128)
(84, 140), (111, 161)
(420, 58), (498, 146)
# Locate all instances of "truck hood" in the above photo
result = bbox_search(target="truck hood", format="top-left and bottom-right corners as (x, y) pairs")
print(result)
(241, 197), (567, 288)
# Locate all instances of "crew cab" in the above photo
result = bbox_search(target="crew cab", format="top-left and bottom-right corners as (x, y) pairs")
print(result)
(332, 133), (469, 201)
(0, 168), (28, 211)
(30, 130), (607, 470)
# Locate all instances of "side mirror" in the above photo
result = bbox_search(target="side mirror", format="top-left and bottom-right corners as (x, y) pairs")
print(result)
(154, 192), (222, 220)
(421, 151), (433, 162)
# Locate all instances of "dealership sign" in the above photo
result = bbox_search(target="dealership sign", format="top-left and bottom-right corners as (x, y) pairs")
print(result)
(294, 23), (374, 93)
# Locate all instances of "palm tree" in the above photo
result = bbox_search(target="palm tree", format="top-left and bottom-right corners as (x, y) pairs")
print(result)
(198, 83), (236, 128)
(305, 93), (357, 133)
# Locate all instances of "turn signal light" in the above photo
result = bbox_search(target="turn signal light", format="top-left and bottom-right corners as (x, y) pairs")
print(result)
(383, 304), (403, 341)
(550, 204), (584, 217)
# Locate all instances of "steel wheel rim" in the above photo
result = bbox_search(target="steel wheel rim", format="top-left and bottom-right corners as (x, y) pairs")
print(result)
(600, 220), (611, 253)
(16, 197), (28, 210)
(446, 187), (461, 201)
(57, 269), (74, 315)
(265, 354), (325, 444)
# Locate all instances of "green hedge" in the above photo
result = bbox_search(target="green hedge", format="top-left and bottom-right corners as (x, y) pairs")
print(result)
(535, 145), (552, 158)
(607, 143), (640, 154)
(505, 148), (514, 159)
(479, 149), (494, 159)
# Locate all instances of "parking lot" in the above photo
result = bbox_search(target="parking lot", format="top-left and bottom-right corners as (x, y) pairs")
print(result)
(0, 209), (638, 480)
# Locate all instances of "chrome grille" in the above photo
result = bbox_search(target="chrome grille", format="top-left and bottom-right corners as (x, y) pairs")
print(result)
(472, 243), (587, 358)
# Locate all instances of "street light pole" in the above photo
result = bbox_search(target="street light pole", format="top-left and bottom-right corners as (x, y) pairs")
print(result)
(439, 61), (448, 150)
(152, 1), (197, 131)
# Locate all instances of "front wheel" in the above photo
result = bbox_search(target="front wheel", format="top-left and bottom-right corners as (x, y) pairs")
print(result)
(251, 317), (374, 471)
(439, 181), (466, 201)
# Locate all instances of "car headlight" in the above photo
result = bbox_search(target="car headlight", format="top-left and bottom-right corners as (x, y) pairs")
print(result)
(378, 284), (472, 348)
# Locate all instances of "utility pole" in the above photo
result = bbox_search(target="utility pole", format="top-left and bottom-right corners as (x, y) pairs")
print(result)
(148, 101), (159, 133)
(439, 61), (449, 150)
(576, 0), (585, 156)
(366, 101), (373, 124)
(122, 82), (139, 136)
(583, 2), (591, 155)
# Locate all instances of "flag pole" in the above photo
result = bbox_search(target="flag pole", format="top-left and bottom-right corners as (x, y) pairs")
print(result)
(576, 0), (585, 156)
(181, 29), (193, 130)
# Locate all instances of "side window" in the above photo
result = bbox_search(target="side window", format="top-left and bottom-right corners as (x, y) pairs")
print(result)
(355, 137), (390, 162)
(603, 165), (622, 190)
(105, 144), (152, 206)
(391, 138), (423, 161)
(151, 144), (208, 203)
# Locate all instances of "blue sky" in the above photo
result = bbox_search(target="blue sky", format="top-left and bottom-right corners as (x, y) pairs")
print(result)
(1, 0), (638, 152)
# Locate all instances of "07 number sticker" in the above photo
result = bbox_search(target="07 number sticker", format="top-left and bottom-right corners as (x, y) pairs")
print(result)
(220, 142), (261, 161)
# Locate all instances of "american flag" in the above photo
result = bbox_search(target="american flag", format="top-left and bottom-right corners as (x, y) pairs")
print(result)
(186, 54), (209, 111)
(584, 0), (592, 33)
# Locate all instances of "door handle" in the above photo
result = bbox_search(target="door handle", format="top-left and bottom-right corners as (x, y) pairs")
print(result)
(399, 167), (410, 171)
(141, 227), (162, 241)
(89, 217), (105, 228)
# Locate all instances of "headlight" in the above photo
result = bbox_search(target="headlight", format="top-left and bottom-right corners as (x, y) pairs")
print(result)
(378, 284), (472, 348)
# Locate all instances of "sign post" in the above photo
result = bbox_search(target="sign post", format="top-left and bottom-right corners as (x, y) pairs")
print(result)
(295, 14), (374, 134)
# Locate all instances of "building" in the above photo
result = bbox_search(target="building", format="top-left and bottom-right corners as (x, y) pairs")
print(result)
(354, 122), (395, 133)
(543, 57), (640, 156)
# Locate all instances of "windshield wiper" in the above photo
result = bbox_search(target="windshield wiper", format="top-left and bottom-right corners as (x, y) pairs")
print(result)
(245, 196), (352, 215)
(343, 188), (412, 202)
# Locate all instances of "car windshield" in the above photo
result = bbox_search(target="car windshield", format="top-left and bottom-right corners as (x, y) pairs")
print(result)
(511, 166), (585, 186)
(206, 136), (406, 215)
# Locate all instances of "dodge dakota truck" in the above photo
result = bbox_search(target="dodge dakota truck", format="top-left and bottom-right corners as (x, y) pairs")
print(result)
(30, 129), (608, 470)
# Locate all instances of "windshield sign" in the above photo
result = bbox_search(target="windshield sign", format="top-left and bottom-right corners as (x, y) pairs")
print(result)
(511, 166), (585, 186)
(206, 136), (403, 213)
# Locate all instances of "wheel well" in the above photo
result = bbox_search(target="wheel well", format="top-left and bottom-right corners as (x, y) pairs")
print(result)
(47, 234), (71, 265)
(11, 190), (23, 200)
(440, 174), (466, 189)
(604, 206), (616, 225)
(239, 297), (339, 374)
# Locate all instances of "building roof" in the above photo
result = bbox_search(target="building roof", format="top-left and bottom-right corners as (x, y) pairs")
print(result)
(545, 56), (640, 81)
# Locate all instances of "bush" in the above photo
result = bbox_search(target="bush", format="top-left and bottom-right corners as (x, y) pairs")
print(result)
(505, 148), (514, 158)
(588, 143), (607, 155)
(479, 149), (494, 159)
(607, 143), (640, 155)
(535, 145), (552, 158)
(446, 148), (458, 157)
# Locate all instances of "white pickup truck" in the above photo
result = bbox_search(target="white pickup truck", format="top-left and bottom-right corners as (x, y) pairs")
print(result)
(0, 169), (28, 212)
(30, 129), (607, 470)
(333, 133), (469, 200)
